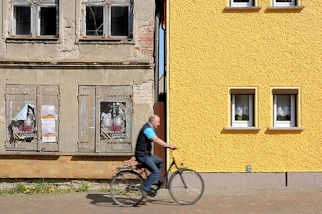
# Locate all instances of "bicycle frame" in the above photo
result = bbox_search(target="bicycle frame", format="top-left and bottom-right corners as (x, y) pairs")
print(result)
(154, 155), (183, 190)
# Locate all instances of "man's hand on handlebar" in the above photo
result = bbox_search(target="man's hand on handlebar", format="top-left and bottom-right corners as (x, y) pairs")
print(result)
(168, 144), (177, 150)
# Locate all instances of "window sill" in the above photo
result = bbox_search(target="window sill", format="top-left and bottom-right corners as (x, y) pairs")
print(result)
(266, 6), (304, 12)
(6, 36), (59, 44)
(77, 37), (134, 45)
(0, 152), (60, 156)
(71, 152), (133, 157)
(224, 127), (261, 130)
(224, 6), (261, 12)
(268, 127), (304, 131)
(0, 152), (134, 156)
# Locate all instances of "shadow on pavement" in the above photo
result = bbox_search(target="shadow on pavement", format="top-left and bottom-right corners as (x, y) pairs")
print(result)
(86, 194), (177, 207)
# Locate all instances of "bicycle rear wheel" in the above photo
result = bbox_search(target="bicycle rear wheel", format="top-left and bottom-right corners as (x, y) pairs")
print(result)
(168, 168), (205, 205)
(110, 170), (144, 207)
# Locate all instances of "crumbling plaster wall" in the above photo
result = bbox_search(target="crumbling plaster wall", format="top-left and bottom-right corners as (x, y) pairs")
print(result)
(0, 0), (156, 179)
(0, 68), (154, 153)
(0, 0), (155, 62)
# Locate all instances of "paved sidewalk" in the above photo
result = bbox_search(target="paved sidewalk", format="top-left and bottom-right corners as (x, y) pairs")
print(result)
(0, 188), (321, 214)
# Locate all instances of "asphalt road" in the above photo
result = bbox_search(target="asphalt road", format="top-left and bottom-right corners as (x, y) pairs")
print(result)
(0, 188), (321, 214)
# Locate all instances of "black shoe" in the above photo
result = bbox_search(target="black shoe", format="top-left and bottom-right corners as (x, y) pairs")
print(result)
(153, 181), (162, 187)
(142, 188), (153, 197)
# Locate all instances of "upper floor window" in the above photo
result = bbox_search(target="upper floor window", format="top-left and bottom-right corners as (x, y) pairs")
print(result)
(230, 89), (255, 128)
(273, 0), (296, 7)
(273, 89), (298, 128)
(81, 0), (134, 39)
(10, 0), (59, 38)
(230, 0), (254, 7)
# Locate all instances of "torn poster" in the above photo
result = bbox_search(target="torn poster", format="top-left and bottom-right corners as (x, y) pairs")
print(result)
(42, 134), (56, 143)
(41, 105), (57, 119)
(41, 105), (57, 143)
(9, 104), (37, 142)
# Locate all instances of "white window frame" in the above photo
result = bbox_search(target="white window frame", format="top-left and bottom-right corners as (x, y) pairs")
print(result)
(231, 94), (254, 127)
(10, 0), (59, 38)
(230, 0), (254, 7)
(81, 0), (132, 39)
(273, 94), (296, 128)
(273, 0), (296, 7)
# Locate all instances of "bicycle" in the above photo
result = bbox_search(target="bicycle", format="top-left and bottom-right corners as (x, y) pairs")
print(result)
(110, 150), (205, 207)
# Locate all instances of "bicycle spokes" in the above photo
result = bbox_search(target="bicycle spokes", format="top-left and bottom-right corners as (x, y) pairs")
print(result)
(168, 169), (205, 205)
(110, 171), (144, 207)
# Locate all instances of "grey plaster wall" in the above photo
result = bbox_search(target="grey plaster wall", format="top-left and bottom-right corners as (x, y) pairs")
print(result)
(0, 67), (155, 153)
(0, 0), (156, 155)
(0, 0), (155, 62)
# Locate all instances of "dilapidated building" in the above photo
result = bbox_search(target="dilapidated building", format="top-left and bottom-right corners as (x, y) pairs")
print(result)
(0, 0), (160, 179)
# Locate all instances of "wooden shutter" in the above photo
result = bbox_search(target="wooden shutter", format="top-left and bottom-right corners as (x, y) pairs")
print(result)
(78, 86), (96, 152)
(5, 85), (38, 151)
(37, 85), (59, 152)
(95, 86), (132, 153)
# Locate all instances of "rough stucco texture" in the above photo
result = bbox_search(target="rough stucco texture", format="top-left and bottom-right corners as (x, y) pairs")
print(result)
(169, 0), (322, 172)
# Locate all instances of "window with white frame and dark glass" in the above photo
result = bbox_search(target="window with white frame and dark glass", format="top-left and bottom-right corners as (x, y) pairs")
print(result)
(273, 89), (298, 128)
(10, 0), (59, 38)
(230, 89), (255, 127)
(82, 0), (133, 39)
(230, 0), (254, 7)
(273, 0), (296, 7)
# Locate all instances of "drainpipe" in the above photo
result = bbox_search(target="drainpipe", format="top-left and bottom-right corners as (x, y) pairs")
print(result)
(154, 12), (160, 103)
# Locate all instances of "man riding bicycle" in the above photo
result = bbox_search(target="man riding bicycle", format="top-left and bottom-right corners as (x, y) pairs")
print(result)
(135, 115), (176, 196)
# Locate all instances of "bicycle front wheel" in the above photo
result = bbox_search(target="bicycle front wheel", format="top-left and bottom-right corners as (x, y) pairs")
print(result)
(168, 168), (205, 205)
(110, 170), (144, 207)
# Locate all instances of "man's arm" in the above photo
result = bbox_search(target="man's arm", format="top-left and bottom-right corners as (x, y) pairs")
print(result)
(151, 137), (176, 150)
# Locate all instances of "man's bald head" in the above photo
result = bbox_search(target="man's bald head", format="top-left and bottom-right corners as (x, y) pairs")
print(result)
(149, 115), (160, 129)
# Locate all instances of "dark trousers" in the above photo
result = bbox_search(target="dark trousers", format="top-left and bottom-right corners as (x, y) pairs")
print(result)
(135, 154), (163, 191)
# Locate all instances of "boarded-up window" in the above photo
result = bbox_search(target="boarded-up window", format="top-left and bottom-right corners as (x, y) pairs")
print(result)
(78, 86), (132, 154)
(10, 0), (59, 37)
(81, 0), (133, 39)
(5, 85), (60, 152)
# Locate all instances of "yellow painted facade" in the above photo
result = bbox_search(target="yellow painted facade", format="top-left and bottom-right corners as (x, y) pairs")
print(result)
(167, 0), (322, 172)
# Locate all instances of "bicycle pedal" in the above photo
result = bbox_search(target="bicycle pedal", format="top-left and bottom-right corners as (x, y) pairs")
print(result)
(148, 189), (157, 197)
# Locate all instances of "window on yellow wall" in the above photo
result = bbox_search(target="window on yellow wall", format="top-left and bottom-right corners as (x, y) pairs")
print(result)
(273, 89), (298, 128)
(273, 0), (296, 7)
(230, 89), (255, 127)
(230, 0), (254, 7)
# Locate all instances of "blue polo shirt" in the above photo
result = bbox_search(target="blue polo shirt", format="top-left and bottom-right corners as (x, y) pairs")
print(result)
(143, 124), (156, 139)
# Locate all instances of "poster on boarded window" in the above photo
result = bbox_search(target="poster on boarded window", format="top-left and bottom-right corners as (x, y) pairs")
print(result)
(100, 102), (127, 140)
(9, 104), (37, 142)
(41, 105), (57, 143)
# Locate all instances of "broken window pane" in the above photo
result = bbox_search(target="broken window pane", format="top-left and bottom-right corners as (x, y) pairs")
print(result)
(15, 6), (31, 35)
(40, 7), (57, 35)
(100, 102), (127, 140)
(86, 6), (104, 36)
(111, 6), (128, 36)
